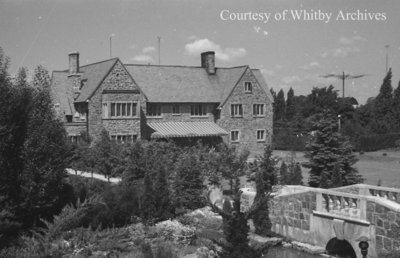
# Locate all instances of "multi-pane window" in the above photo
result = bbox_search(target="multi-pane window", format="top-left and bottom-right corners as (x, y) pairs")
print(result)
(253, 104), (265, 117)
(231, 104), (243, 117)
(256, 129), (266, 141)
(172, 104), (180, 115)
(244, 82), (252, 93)
(231, 130), (240, 142)
(103, 102), (137, 118)
(110, 134), (137, 144)
(191, 104), (207, 116)
(147, 103), (162, 117)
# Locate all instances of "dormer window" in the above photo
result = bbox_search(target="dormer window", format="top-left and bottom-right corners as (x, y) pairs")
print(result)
(244, 82), (252, 93)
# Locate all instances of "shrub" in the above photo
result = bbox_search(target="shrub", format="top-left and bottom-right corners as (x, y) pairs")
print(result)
(357, 133), (400, 151)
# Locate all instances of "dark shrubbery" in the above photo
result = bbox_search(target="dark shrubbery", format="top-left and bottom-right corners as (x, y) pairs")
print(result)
(356, 133), (400, 151)
(272, 134), (308, 151)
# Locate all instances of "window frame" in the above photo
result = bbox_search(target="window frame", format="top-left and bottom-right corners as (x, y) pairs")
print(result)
(147, 103), (162, 117)
(253, 104), (265, 117)
(230, 104), (243, 117)
(230, 130), (240, 142)
(103, 101), (138, 119)
(110, 134), (137, 144)
(172, 104), (181, 115)
(256, 129), (266, 142)
(244, 82), (253, 93)
(190, 104), (207, 117)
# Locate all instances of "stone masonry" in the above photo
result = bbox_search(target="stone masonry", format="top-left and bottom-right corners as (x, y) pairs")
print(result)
(217, 68), (273, 155)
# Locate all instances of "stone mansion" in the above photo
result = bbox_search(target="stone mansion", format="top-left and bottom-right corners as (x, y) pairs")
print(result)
(51, 51), (273, 155)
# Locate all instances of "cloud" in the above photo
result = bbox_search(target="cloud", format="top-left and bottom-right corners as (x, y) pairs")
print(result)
(185, 38), (246, 62)
(130, 55), (154, 63)
(281, 75), (302, 84)
(143, 46), (156, 54)
(338, 35), (365, 45)
(300, 61), (320, 70)
(304, 74), (337, 85)
(321, 46), (361, 58)
(261, 68), (276, 77)
(129, 44), (136, 49)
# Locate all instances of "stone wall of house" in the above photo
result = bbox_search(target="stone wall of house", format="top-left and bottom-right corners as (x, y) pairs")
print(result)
(64, 122), (87, 136)
(366, 201), (400, 255)
(217, 68), (273, 156)
(270, 191), (317, 231)
(88, 61), (146, 142)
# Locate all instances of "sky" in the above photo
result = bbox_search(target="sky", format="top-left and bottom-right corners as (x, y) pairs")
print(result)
(1, 0), (400, 104)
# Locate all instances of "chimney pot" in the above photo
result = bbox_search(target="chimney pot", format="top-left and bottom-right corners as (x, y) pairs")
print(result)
(68, 51), (80, 74)
(201, 51), (215, 75)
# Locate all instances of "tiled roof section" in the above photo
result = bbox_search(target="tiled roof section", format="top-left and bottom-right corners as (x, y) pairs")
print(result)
(75, 58), (118, 102)
(125, 65), (247, 103)
(148, 121), (228, 139)
(251, 69), (274, 102)
(51, 71), (74, 116)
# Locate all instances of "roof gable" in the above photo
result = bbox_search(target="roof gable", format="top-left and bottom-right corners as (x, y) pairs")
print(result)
(74, 58), (119, 102)
(251, 69), (273, 103)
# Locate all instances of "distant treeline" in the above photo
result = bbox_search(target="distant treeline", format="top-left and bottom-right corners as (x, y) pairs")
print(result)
(271, 68), (400, 151)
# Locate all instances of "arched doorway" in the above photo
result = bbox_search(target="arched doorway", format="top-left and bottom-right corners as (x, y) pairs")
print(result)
(326, 238), (357, 258)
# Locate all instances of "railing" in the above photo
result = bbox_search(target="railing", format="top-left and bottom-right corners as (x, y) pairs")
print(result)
(368, 188), (400, 204)
(315, 190), (367, 221)
(332, 184), (400, 204)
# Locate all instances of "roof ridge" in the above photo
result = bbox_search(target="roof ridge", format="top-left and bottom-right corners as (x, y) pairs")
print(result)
(123, 63), (249, 69)
(79, 57), (119, 69)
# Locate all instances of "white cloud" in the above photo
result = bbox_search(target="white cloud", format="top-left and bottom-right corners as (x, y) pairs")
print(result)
(338, 35), (366, 45)
(304, 74), (337, 85)
(321, 46), (361, 58)
(300, 61), (320, 70)
(143, 46), (156, 54)
(281, 75), (302, 84)
(184, 38), (246, 62)
(261, 68), (276, 77)
(129, 44), (136, 49)
(130, 55), (154, 63)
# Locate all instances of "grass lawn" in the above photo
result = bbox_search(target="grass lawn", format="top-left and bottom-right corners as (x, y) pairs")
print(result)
(273, 150), (400, 189)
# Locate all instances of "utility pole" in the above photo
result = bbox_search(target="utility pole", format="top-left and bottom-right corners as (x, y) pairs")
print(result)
(158, 36), (161, 65)
(321, 72), (366, 98)
(385, 44), (390, 74)
(109, 34), (115, 58)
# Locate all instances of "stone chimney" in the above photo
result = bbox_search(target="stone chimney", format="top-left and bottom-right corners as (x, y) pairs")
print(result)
(201, 51), (215, 75)
(68, 51), (80, 74)
(68, 52), (81, 99)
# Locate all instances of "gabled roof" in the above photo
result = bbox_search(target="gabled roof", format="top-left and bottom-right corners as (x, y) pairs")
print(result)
(251, 69), (274, 103)
(51, 70), (74, 115)
(51, 57), (272, 115)
(75, 58), (118, 102)
(125, 65), (247, 103)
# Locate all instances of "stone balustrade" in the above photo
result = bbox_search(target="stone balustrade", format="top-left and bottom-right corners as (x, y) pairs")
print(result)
(331, 184), (400, 205)
(315, 190), (368, 221)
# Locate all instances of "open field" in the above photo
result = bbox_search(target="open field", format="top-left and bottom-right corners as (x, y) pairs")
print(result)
(273, 150), (400, 189)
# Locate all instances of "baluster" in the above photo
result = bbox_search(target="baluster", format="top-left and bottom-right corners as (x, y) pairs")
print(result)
(328, 195), (334, 213)
(322, 194), (328, 212)
(369, 189), (375, 196)
(350, 199), (358, 218)
(335, 197), (341, 215)
(343, 197), (350, 216)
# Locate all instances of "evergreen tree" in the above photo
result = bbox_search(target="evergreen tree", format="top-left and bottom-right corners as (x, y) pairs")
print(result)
(331, 162), (343, 188)
(154, 166), (174, 220)
(287, 162), (303, 185)
(32, 65), (51, 90)
(251, 170), (271, 236)
(174, 151), (205, 210)
(274, 89), (286, 121)
(19, 67), (70, 226)
(303, 112), (363, 188)
(258, 145), (278, 191)
(373, 69), (394, 133)
(393, 81), (400, 130)
(93, 129), (121, 181)
(140, 172), (156, 222)
(286, 87), (296, 121)
(221, 178), (259, 258)
(279, 161), (288, 185)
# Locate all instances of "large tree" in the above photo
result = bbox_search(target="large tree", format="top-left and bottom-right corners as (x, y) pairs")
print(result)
(274, 89), (286, 121)
(303, 112), (363, 188)
(373, 69), (394, 133)
(286, 87), (296, 121)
